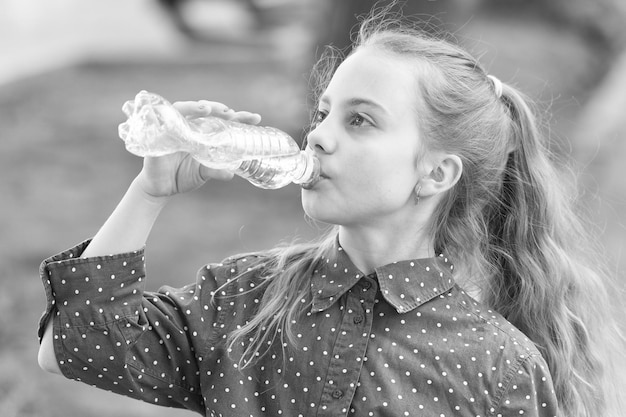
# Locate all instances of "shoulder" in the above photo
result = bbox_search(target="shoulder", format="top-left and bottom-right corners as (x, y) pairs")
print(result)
(411, 284), (546, 373)
(195, 251), (272, 297)
(453, 287), (541, 358)
(448, 289), (559, 414)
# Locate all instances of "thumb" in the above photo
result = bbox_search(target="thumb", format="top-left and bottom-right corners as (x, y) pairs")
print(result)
(200, 166), (235, 182)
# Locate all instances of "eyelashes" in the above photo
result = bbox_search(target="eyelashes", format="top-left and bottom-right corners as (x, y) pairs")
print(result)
(311, 109), (373, 129)
(349, 112), (368, 127)
(313, 109), (327, 126)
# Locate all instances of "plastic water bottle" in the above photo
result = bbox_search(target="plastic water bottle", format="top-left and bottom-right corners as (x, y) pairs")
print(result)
(117, 90), (320, 189)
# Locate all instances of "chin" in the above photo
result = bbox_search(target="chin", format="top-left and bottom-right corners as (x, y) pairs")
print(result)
(302, 198), (335, 225)
(302, 206), (348, 226)
(301, 186), (350, 225)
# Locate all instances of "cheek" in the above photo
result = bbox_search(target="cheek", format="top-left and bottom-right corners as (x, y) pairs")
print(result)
(364, 156), (418, 195)
(340, 150), (416, 193)
(339, 168), (415, 214)
(300, 149), (419, 219)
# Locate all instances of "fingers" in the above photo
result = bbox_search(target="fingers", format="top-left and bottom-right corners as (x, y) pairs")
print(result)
(231, 111), (262, 125)
(173, 100), (229, 119)
(198, 100), (233, 117)
(173, 100), (262, 125)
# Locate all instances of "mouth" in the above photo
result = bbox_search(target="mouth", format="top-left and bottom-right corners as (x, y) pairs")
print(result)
(300, 172), (328, 190)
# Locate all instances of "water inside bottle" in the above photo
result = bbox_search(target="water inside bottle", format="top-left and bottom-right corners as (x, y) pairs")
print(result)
(235, 151), (317, 189)
(186, 117), (300, 170)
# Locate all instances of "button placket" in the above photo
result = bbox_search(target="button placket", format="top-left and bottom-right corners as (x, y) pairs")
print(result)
(318, 286), (375, 415)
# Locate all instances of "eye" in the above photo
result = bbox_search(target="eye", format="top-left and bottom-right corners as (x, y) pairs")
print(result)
(312, 109), (327, 127)
(349, 112), (372, 127)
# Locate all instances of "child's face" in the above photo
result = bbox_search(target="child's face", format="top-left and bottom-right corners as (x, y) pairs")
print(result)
(302, 47), (428, 229)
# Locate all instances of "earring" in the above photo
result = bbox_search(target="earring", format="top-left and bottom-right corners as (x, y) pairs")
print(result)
(414, 184), (422, 205)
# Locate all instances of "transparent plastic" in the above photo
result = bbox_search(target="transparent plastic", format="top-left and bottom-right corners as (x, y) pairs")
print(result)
(117, 90), (320, 189)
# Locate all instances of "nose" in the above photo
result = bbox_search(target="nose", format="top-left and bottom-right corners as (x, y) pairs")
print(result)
(306, 121), (336, 154)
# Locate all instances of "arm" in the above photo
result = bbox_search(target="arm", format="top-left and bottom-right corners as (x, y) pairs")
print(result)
(491, 354), (559, 417)
(38, 101), (261, 374)
(38, 179), (168, 374)
(37, 240), (229, 412)
(79, 99), (261, 258)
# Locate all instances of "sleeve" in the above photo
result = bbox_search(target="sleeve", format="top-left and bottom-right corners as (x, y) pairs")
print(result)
(491, 354), (559, 417)
(38, 240), (226, 414)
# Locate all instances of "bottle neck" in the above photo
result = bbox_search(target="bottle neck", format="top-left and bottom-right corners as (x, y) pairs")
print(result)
(293, 151), (320, 186)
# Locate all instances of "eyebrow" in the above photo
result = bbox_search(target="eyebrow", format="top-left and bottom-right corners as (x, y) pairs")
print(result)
(320, 96), (389, 114)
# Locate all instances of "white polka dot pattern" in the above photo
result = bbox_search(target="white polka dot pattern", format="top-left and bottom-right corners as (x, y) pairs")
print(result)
(38, 239), (559, 416)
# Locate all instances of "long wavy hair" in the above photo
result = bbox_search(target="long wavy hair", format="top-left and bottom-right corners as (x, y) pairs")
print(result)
(221, 8), (625, 417)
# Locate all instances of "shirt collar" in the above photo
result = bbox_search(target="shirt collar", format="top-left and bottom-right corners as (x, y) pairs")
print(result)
(310, 238), (456, 314)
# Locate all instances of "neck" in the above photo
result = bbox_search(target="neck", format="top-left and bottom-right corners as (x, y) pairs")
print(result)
(338, 221), (435, 275)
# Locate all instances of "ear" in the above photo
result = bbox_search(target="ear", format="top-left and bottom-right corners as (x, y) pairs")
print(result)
(419, 154), (463, 197)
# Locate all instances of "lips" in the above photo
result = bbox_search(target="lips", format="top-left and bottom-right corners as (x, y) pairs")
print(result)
(301, 168), (328, 190)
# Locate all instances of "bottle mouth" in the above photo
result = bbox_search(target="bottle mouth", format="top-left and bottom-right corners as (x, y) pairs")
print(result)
(297, 152), (320, 189)
(300, 180), (316, 190)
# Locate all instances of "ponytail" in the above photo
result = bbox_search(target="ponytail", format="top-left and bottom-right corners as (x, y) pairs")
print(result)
(484, 85), (624, 417)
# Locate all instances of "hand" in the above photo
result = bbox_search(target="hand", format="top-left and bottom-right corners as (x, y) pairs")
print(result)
(135, 100), (262, 199)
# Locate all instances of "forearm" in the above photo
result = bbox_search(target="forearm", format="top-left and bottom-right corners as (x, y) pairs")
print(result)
(82, 178), (170, 257)
(37, 238), (208, 412)
(39, 178), (166, 374)
(40, 176), (175, 372)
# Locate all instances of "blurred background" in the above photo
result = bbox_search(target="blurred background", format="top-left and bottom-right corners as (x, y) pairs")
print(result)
(1, 0), (625, 415)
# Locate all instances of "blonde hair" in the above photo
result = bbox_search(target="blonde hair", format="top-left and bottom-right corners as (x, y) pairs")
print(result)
(221, 8), (625, 417)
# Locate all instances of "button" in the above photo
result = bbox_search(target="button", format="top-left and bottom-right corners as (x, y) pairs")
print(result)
(332, 389), (344, 399)
(353, 315), (363, 324)
(362, 280), (372, 290)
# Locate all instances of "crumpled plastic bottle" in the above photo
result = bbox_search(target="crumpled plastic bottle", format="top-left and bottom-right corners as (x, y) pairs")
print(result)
(118, 90), (320, 189)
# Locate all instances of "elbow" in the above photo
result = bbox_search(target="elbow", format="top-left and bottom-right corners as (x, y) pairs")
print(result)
(38, 346), (61, 375)
(38, 320), (62, 375)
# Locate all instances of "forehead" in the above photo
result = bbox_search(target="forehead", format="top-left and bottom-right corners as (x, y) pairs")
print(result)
(323, 47), (418, 111)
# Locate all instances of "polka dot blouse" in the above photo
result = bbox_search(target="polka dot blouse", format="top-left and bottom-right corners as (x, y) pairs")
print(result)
(39, 238), (559, 416)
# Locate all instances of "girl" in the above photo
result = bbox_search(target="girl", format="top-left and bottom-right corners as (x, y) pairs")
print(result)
(38, 9), (623, 417)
